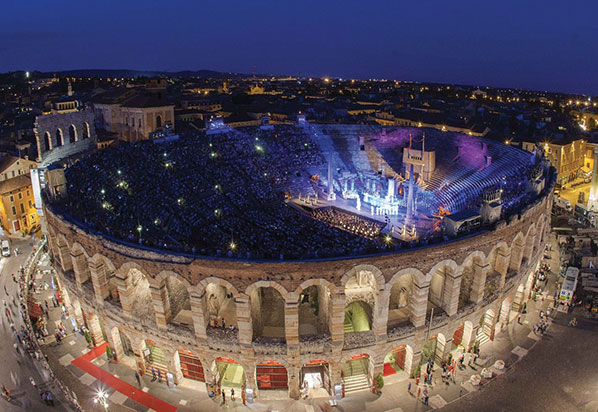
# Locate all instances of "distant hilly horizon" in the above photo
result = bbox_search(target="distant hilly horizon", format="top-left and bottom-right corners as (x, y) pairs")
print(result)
(39, 68), (260, 79)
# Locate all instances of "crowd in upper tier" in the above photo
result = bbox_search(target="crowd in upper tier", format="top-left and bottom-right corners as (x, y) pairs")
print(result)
(59, 125), (388, 260)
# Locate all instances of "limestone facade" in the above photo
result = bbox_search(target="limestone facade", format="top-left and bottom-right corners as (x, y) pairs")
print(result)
(45, 190), (551, 400)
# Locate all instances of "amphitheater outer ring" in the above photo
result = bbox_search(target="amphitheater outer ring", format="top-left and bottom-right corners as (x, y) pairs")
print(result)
(44, 188), (553, 400)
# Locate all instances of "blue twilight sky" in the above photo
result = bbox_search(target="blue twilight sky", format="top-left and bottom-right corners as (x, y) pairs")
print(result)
(1, 0), (597, 95)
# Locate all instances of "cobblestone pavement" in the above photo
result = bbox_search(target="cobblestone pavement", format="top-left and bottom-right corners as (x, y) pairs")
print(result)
(29, 232), (591, 412)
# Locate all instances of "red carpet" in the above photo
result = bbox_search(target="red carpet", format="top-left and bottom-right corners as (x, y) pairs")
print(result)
(383, 362), (396, 377)
(71, 342), (178, 412)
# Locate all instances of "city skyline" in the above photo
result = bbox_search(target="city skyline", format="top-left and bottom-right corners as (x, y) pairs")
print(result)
(2, 1), (597, 95)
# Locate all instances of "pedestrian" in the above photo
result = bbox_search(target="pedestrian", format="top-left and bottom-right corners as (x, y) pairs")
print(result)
(231, 388), (235, 401)
(135, 371), (141, 387)
(29, 376), (36, 388)
(151, 368), (156, 382)
(222, 390), (226, 405)
(423, 389), (428, 405)
(517, 314), (522, 324)
(157, 369), (162, 383)
(407, 381), (412, 392)
(241, 386), (246, 405)
(222, 318), (226, 329)
(47, 391), (54, 406)
(417, 387), (421, 399)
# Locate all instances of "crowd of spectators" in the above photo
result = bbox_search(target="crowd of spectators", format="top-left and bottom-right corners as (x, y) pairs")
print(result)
(57, 125), (388, 260)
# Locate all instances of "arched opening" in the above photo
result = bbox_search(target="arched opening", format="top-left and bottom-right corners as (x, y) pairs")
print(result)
(499, 297), (514, 328)
(486, 245), (508, 297)
(421, 333), (446, 365)
(44, 131), (52, 151)
(68, 124), (77, 143)
(124, 268), (154, 323)
(344, 269), (377, 336)
(250, 286), (285, 342)
(298, 284), (331, 339)
(429, 265), (452, 315)
(156, 115), (163, 129)
(213, 357), (245, 395)
(144, 340), (167, 380)
(344, 301), (372, 332)
(119, 330), (134, 358)
(178, 350), (205, 382)
(513, 283), (526, 312)
(55, 128), (64, 147)
(164, 276), (191, 329)
(387, 273), (413, 330)
(451, 321), (473, 354)
(476, 309), (496, 345)
(342, 354), (372, 394)
(383, 345), (413, 378)
(205, 283), (237, 330)
(459, 258), (478, 308)
(300, 360), (331, 397)
(256, 361), (288, 393)
(82, 122), (90, 139)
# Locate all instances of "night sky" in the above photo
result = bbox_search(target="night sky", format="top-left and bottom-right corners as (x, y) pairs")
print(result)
(2, 1), (597, 94)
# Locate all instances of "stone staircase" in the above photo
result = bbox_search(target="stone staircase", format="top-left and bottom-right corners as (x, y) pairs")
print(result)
(342, 361), (370, 394)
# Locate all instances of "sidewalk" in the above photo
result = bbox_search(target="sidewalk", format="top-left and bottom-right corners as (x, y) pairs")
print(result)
(32, 236), (562, 412)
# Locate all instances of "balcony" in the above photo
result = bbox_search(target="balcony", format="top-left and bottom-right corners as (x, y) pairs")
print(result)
(206, 326), (240, 352)
(387, 320), (416, 341)
(299, 334), (332, 355)
(252, 336), (287, 356)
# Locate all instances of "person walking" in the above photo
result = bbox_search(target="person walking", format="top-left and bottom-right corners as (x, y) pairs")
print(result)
(417, 386), (421, 399)
(222, 390), (226, 405)
(231, 388), (235, 401)
(423, 389), (429, 405)
(135, 371), (141, 387)
(407, 381), (412, 393)
(517, 314), (522, 325)
(151, 368), (156, 382)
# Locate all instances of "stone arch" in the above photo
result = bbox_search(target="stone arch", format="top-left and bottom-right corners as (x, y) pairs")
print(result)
(55, 128), (64, 147)
(498, 296), (513, 328)
(296, 280), (333, 338)
(452, 320), (475, 351)
(510, 231), (526, 270)
(68, 124), (77, 143)
(44, 131), (52, 151)
(157, 271), (192, 329)
(116, 262), (155, 323)
(177, 349), (208, 383)
(341, 264), (385, 291)
(198, 277), (240, 298)
(156, 115), (163, 129)
(383, 344), (414, 376)
(255, 359), (289, 392)
(344, 300), (373, 332)
(55, 233), (73, 272)
(386, 268), (423, 330)
(427, 259), (459, 314)
(459, 251), (486, 307)
(248, 282), (287, 341)
(70, 242), (91, 286)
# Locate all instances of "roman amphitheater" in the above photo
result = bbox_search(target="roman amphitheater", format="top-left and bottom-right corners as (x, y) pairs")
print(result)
(43, 123), (554, 400)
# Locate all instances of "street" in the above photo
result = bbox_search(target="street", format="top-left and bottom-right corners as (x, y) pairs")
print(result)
(0, 236), (70, 411)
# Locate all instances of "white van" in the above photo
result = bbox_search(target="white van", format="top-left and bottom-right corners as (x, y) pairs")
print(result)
(1, 240), (10, 257)
(555, 197), (572, 212)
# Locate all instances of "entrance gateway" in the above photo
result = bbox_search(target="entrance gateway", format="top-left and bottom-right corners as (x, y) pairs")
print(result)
(300, 360), (331, 397)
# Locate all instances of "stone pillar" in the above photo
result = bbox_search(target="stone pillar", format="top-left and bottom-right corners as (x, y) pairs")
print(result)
(106, 326), (124, 360)
(115, 275), (132, 315)
(70, 251), (89, 289)
(150, 283), (170, 330)
(495, 249), (511, 289)
(329, 292), (346, 344)
(72, 301), (84, 328)
(409, 328), (427, 377)
(373, 288), (389, 341)
(190, 292), (207, 340)
(236, 296), (252, 346)
(524, 234), (535, 263)
(470, 262), (489, 304)
(89, 259), (109, 305)
(87, 312), (105, 345)
(285, 297), (300, 346)
(442, 271), (462, 316)
(509, 243), (524, 273)
(57, 243), (73, 272)
(410, 279), (429, 328)
(165, 349), (183, 385)
(329, 361), (343, 387)
(287, 362), (301, 400)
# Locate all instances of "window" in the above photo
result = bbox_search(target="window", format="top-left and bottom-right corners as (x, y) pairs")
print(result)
(138, 118), (141, 128)
(20, 203), (24, 214)
(11, 171), (15, 177)
(26, 190), (29, 196)
(28, 200), (32, 208)
(9, 195), (13, 203)
(2, 174), (6, 180)
(11, 206), (16, 216)
(18, 192), (22, 200)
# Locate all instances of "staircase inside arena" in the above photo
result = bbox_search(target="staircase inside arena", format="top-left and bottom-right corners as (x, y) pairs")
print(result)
(342, 360), (370, 394)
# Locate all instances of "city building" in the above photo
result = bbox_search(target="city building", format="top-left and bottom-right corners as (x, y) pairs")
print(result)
(0, 173), (39, 234)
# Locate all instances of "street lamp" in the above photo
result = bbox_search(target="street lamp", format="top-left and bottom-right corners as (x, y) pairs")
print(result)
(93, 390), (108, 409)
